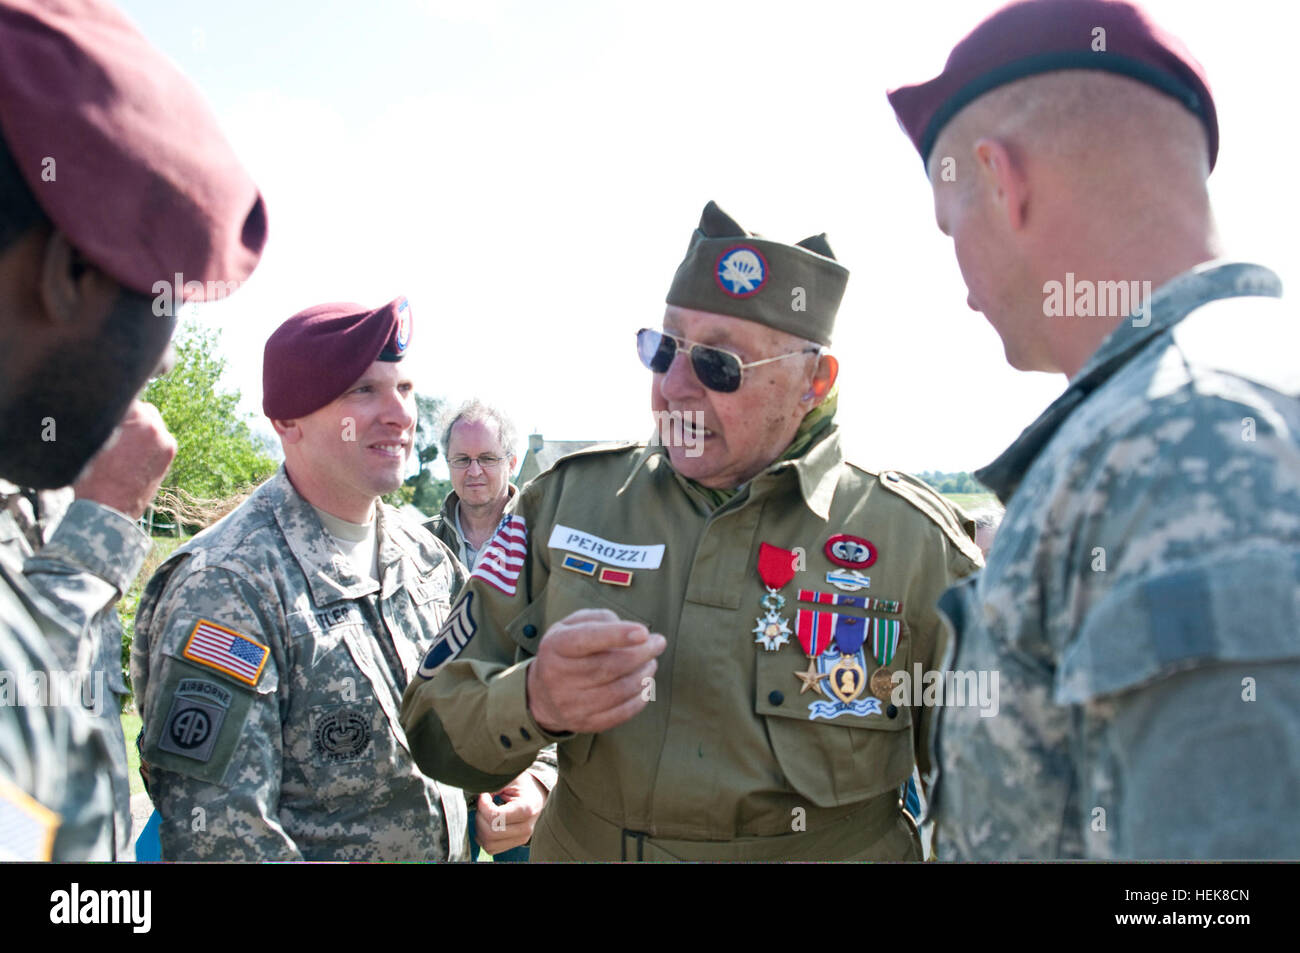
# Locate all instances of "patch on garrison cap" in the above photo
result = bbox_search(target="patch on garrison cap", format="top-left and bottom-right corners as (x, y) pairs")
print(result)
(715, 245), (768, 298)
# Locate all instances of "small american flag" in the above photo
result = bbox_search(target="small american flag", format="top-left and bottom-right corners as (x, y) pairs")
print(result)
(183, 619), (270, 687)
(472, 515), (526, 596)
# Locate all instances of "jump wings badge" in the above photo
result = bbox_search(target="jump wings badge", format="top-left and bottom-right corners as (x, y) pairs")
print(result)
(753, 543), (797, 651)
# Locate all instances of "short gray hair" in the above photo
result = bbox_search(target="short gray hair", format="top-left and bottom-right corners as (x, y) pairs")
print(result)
(440, 399), (518, 461)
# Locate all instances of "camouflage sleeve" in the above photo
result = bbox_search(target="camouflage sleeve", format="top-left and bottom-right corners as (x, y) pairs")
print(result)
(1082, 660), (1300, 858)
(136, 566), (302, 861)
(910, 529), (982, 788)
(22, 499), (149, 672)
(1054, 390), (1300, 858)
(0, 572), (118, 861)
(401, 485), (560, 792)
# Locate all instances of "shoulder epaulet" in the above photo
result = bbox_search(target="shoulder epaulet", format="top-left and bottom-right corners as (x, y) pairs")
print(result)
(875, 469), (983, 566)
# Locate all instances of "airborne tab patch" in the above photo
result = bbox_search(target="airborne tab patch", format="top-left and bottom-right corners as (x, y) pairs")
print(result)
(157, 679), (231, 763)
(182, 620), (270, 687)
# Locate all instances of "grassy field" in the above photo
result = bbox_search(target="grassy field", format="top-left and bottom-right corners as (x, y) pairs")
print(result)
(942, 492), (997, 512)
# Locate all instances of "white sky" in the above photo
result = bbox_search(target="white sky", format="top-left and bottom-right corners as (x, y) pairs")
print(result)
(118, 0), (1300, 478)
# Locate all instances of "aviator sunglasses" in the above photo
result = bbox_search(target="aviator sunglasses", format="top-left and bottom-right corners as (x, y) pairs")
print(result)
(636, 328), (820, 394)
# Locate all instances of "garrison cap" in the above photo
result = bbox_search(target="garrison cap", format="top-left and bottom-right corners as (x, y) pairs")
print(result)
(0, 0), (267, 302)
(263, 297), (412, 420)
(887, 0), (1218, 172)
(665, 200), (848, 347)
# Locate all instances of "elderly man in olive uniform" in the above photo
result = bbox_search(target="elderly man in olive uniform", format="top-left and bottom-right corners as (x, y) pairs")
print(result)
(401, 202), (982, 861)
(133, 299), (554, 861)
(0, 0), (266, 860)
(888, 0), (1300, 858)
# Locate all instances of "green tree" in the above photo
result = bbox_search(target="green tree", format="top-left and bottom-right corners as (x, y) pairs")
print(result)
(381, 393), (454, 515)
(143, 321), (278, 518)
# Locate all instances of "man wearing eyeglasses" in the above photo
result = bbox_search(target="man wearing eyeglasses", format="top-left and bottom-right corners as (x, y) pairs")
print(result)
(426, 400), (519, 574)
(401, 201), (983, 861)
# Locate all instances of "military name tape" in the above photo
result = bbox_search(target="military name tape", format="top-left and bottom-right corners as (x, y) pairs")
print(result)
(547, 524), (664, 569)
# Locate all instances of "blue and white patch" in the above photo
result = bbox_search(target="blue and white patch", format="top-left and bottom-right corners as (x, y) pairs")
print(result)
(715, 245), (768, 298)
(418, 591), (478, 679)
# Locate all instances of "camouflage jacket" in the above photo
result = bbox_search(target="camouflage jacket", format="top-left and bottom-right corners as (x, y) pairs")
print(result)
(932, 261), (1300, 859)
(132, 468), (501, 861)
(0, 483), (146, 860)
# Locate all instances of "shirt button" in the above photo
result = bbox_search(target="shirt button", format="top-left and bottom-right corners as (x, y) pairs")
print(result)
(886, 704), (899, 719)
(520, 728), (531, 741)
(768, 690), (784, 706)
(499, 734), (512, 748)
(523, 624), (538, 638)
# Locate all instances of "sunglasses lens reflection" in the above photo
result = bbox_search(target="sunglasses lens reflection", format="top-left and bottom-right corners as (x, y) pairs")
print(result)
(637, 329), (675, 372)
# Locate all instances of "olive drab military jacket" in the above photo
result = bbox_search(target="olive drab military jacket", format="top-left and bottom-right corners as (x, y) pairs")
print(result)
(132, 467), (488, 861)
(401, 426), (982, 861)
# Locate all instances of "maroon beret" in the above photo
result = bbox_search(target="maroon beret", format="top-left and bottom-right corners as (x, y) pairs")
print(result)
(0, 0), (267, 301)
(263, 297), (413, 420)
(887, 0), (1218, 172)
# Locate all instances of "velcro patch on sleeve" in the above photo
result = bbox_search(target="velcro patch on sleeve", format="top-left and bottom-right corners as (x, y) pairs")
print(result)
(0, 777), (59, 861)
(418, 591), (478, 679)
(181, 619), (270, 687)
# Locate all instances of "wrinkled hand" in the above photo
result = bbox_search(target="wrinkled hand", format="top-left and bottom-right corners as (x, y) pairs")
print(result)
(526, 608), (665, 735)
(73, 400), (177, 520)
(475, 772), (548, 855)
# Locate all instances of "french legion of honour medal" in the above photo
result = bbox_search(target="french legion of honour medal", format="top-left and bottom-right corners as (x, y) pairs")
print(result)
(753, 542), (797, 651)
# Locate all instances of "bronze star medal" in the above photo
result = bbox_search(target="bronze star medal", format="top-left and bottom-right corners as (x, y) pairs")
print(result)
(791, 590), (840, 695)
(794, 656), (828, 695)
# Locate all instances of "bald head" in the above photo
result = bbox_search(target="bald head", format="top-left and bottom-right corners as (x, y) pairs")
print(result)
(926, 69), (1221, 378)
(931, 70), (1210, 197)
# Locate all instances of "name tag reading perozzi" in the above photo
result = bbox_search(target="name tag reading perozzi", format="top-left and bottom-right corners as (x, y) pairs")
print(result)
(547, 524), (665, 570)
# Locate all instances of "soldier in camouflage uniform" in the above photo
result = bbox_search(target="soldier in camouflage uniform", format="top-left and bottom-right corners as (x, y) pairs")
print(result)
(133, 299), (555, 860)
(888, 0), (1300, 858)
(3, 473), (146, 860)
(402, 202), (982, 861)
(0, 0), (266, 860)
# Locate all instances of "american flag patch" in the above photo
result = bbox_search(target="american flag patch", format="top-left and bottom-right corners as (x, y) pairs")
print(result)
(0, 778), (59, 861)
(418, 591), (478, 679)
(472, 514), (526, 596)
(182, 619), (270, 687)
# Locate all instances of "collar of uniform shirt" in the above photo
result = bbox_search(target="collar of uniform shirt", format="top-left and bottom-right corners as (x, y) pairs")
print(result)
(975, 261), (1283, 504)
(619, 387), (841, 516)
